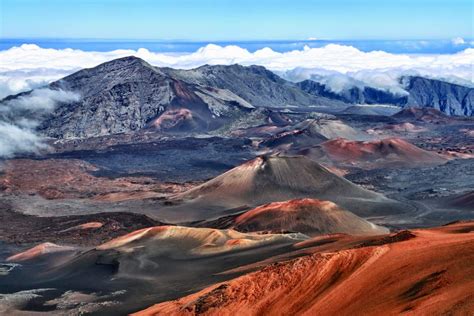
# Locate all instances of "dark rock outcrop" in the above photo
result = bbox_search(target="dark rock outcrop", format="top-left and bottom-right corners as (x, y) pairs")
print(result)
(2, 57), (346, 139)
(298, 76), (474, 116)
(167, 64), (342, 108)
(297, 79), (406, 106)
(404, 76), (473, 116)
(40, 57), (257, 138)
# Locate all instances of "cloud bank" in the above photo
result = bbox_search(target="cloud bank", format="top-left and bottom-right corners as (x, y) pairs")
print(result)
(0, 43), (472, 158)
(1, 43), (473, 99)
(0, 88), (80, 158)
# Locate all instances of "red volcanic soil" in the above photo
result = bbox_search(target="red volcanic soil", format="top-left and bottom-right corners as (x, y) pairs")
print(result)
(60, 221), (104, 231)
(135, 221), (474, 316)
(232, 199), (388, 236)
(321, 137), (447, 169)
(7, 242), (75, 262)
(0, 159), (191, 200)
(95, 225), (303, 256)
(392, 107), (452, 123)
(230, 125), (285, 138)
(150, 108), (194, 130)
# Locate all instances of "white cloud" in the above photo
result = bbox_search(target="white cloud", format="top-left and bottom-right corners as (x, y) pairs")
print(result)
(0, 44), (473, 99)
(280, 64), (473, 96)
(2, 88), (80, 113)
(452, 37), (466, 45)
(0, 68), (74, 100)
(0, 122), (46, 158)
(0, 88), (80, 158)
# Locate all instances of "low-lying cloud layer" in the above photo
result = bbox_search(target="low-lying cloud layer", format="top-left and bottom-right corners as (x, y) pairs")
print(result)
(0, 122), (45, 158)
(0, 88), (80, 158)
(0, 43), (472, 158)
(1, 43), (473, 99)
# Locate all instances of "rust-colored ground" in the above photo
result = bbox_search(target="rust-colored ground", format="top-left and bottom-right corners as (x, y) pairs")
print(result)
(0, 159), (191, 200)
(135, 221), (474, 316)
(232, 198), (388, 236)
(321, 137), (447, 169)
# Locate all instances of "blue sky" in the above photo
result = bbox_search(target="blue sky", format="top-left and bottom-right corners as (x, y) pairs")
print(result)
(1, 0), (472, 40)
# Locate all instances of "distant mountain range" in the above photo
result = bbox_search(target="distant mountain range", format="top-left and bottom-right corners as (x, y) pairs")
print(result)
(298, 76), (473, 116)
(1, 56), (472, 139)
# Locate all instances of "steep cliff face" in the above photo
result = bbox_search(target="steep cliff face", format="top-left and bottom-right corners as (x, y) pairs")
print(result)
(167, 64), (345, 108)
(38, 57), (257, 138)
(298, 76), (474, 116)
(404, 76), (473, 116)
(297, 79), (406, 106)
(2, 57), (348, 139)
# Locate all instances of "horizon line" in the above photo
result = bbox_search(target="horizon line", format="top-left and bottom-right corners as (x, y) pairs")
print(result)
(2, 37), (471, 42)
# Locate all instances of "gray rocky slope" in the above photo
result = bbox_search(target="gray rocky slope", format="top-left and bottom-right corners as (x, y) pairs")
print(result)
(297, 76), (474, 116)
(165, 64), (340, 108)
(43, 57), (256, 138)
(9, 57), (345, 139)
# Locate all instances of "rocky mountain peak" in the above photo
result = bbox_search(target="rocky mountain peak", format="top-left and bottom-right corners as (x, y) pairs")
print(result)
(298, 76), (473, 116)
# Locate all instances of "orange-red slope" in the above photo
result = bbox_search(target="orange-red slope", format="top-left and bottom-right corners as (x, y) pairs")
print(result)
(135, 221), (474, 316)
(0, 159), (190, 201)
(321, 137), (447, 168)
(232, 198), (388, 236)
